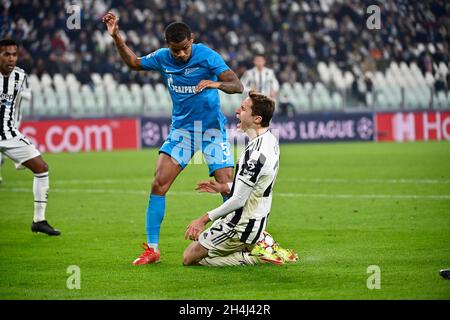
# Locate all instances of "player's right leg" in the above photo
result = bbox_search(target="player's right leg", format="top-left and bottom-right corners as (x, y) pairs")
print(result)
(133, 152), (183, 265)
(134, 129), (195, 265)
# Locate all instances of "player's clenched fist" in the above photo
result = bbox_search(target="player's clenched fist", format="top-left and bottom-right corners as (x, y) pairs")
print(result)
(102, 12), (119, 37)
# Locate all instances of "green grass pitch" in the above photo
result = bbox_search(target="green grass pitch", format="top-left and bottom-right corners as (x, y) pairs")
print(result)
(0, 141), (449, 299)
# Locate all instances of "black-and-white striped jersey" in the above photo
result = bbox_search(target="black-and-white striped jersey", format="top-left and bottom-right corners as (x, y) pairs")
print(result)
(0, 67), (30, 141)
(240, 66), (280, 97)
(223, 130), (280, 244)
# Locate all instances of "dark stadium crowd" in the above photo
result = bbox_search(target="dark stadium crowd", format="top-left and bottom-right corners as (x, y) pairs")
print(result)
(1, 0), (449, 89)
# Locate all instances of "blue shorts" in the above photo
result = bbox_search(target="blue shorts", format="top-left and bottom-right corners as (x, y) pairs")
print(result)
(159, 127), (234, 176)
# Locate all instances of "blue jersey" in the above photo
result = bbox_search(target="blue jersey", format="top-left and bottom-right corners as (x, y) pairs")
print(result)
(140, 43), (230, 132)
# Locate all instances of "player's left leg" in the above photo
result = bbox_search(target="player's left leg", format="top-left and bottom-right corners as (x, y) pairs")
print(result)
(182, 241), (209, 266)
(212, 167), (233, 201)
(186, 244), (283, 267)
(184, 219), (283, 267)
(182, 238), (261, 266)
(133, 153), (183, 265)
(3, 136), (60, 236)
(22, 155), (60, 236)
(203, 128), (234, 202)
(134, 129), (199, 265)
(0, 152), (3, 184)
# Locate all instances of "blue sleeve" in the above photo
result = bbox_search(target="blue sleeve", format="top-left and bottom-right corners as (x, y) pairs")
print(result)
(207, 49), (230, 77)
(139, 49), (163, 71)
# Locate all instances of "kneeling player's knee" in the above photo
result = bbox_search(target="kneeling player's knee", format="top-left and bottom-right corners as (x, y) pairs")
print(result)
(182, 252), (194, 266)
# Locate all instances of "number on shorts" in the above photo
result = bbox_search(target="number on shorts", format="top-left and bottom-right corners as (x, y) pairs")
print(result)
(220, 142), (230, 157)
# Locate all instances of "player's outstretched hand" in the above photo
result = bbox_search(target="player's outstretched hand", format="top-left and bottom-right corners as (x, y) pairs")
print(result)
(185, 218), (205, 241)
(195, 80), (220, 93)
(196, 180), (228, 194)
(102, 12), (119, 37)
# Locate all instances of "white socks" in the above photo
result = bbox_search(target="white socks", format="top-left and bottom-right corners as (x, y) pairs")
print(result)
(33, 172), (49, 223)
(199, 251), (261, 266)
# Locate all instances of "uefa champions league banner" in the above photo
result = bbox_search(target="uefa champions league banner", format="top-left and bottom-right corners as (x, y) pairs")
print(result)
(18, 111), (449, 154)
(258, 112), (375, 143)
(140, 113), (375, 147)
(19, 118), (139, 153)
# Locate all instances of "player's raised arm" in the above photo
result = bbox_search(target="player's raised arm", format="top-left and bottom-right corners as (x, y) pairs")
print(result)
(102, 12), (142, 71)
(195, 69), (243, 94)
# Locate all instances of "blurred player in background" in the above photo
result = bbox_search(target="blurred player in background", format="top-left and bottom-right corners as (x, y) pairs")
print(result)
(183, 91), (297, 266)
(0, 39), (60, 236)
(240, 54), (279, 100)
(0, 45), (26, 185)
(102, 12), (243, 265)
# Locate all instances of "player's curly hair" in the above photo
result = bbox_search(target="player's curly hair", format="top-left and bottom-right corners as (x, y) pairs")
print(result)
(0, 39), (18, 48)
(165, 22), (192, 43)
(248, 91), (275, 127)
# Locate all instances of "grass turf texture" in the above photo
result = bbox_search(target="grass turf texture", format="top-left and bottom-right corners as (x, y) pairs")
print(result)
(0, 141), (449, 299)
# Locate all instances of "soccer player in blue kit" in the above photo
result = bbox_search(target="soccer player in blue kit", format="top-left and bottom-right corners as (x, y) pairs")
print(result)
(102, 12), (243, 265)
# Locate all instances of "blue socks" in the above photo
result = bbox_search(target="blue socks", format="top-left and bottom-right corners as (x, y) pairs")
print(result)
(146, 194), (166, 249)
(145, 193), (225, 249)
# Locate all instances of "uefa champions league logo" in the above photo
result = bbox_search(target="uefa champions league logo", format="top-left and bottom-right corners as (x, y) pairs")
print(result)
(357, 117), (374, 140)
(142, 121), (161, 146)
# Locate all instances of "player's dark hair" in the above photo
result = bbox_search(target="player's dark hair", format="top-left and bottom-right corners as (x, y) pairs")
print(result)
(254, 53), (266, 60)
(165, 22), (192, 43)
(0, 39), (18, 48)
(248, 91), (275, 127)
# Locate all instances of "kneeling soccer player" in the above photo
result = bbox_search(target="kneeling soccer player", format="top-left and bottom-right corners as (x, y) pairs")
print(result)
(183, 91), (297, 266)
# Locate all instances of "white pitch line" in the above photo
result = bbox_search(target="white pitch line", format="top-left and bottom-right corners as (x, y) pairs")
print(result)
(3, 177), (450, 186)
(281, 177), (450, 185)
(1, 187), (449, 201)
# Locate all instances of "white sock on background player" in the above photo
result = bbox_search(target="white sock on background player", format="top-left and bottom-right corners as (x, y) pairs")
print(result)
(33, 172), (49, 222)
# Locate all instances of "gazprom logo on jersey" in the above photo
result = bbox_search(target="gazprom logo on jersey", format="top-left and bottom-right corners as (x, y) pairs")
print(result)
(167, 75), (197, 94)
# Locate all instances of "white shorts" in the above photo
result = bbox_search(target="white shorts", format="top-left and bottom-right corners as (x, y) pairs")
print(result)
(0, 134), (41, 169)
(199, 219), (253, 258)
